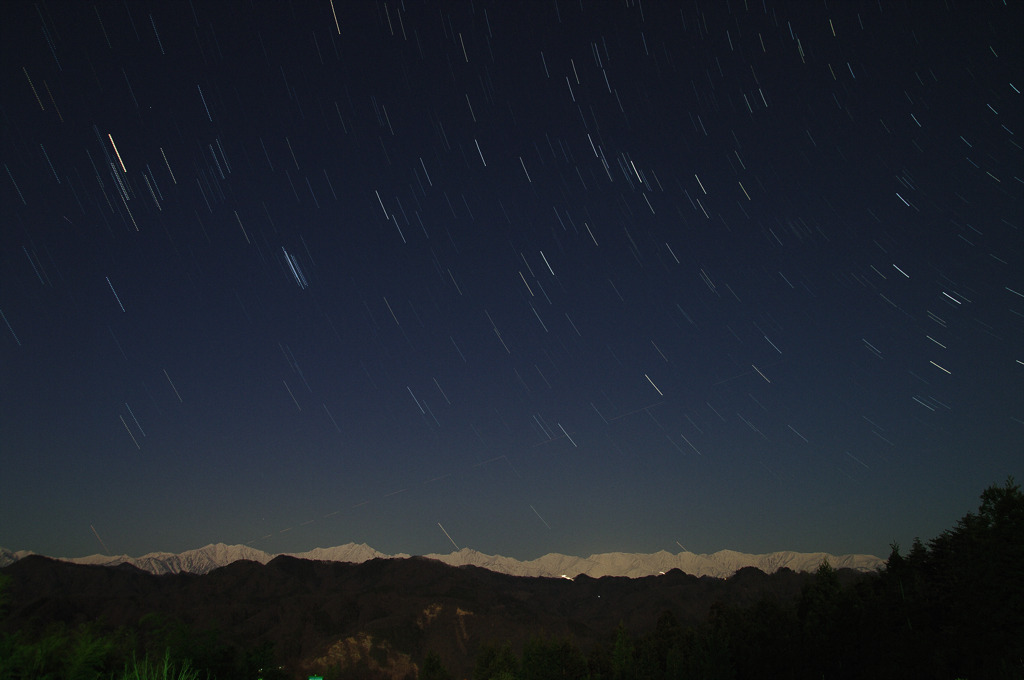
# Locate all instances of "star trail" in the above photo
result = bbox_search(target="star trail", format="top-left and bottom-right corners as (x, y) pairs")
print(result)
(0, 0), (1021, 561)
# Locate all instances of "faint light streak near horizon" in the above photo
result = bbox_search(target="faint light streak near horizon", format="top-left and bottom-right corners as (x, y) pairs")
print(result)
(90, 525), (110, 554)
(119, 414), (141, 449)
(163, 369), (183, 402)
(438, 522), (460, 551)
(558, 422), (578, 447)
(530, 504), (552, 530)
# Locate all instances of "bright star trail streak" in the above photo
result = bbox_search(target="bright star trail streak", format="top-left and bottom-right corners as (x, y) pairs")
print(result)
(328, 0), (340, 34)
(108, 134), (126, 173)
(106, 277), (125, 312)
(558, 423), (577, 448)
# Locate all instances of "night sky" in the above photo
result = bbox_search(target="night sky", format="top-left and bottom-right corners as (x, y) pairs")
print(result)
(1, 1), (1021, 563)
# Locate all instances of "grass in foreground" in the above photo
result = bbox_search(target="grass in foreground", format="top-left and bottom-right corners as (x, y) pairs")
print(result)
(115, 651), (206, 680)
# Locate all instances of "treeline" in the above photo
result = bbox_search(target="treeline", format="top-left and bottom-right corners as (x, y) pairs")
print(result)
(2, 479), (1020, 679)
(451, 477), (1023, 680)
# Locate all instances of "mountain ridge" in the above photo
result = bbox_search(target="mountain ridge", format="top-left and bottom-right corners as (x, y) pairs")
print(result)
(0, 547), (855, 680)
(0, 542), (883, 578)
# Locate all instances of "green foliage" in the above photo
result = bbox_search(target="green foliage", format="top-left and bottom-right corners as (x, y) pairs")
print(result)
(115, 649), (206, 679)
(627, 612), (677, 680)
(242, 641), (287, 680)
(0, 606), (242, 680)
(610, 622), (635, 680)
(135, 612), (235, 678)
(0, 622), (121, 680)
(0, 622), (213, 680)
(419, 651), (453, 680)
(519, 635), (588, 680)
(66, 626), (117, 680)
(473, 642), (518, 680)
(485, 672), (516, 680)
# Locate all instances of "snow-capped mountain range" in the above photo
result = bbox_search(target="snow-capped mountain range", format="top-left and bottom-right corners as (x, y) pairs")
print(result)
(0, 543), (884, 579)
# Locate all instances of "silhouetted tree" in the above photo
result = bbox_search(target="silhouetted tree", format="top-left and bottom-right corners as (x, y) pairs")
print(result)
(519, 635), (588, 680)
(610, 622), (635, 680)
(0, 574), (10, 620)
(473, 642), (518, 680)
(686, 605), (735, 680)
(419, 650), (453, 680)
(923, 477), (1024, 676)
(868, 477), (1024, 678)
(635, 611), (682, 680)
(797, 558), (841, 673)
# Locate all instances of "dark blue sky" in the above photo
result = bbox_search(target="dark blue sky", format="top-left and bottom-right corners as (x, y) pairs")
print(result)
(1, 0), (1021, 561)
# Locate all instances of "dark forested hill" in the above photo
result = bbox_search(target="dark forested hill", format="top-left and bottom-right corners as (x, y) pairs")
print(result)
(0, 552), (832, 678)
(2, 478), (1020, 679)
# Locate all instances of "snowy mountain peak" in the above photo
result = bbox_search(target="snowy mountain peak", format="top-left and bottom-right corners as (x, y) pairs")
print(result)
(0, 543), (884, 578)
